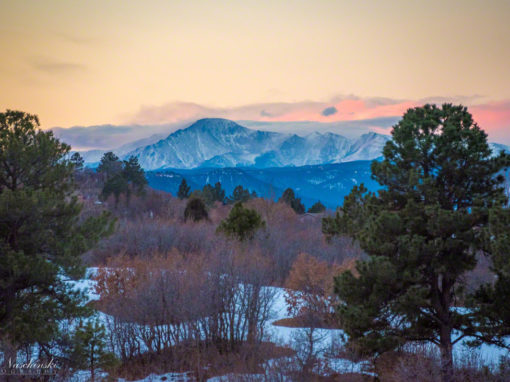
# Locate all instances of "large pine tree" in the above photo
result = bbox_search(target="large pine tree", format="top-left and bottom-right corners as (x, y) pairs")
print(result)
(0, 111), (114, 365)
(323, 104), (510, 382)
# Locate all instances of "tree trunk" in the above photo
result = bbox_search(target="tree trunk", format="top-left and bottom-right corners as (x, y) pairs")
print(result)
(90, 347), (95, 382)
(439, 325), (454, 382)
(246, 286), (260, 344)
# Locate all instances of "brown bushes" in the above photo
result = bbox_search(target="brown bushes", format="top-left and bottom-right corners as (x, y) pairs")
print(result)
(283, 253), (356, 326)
(375, 344), (510, 382)
(93, 248), (276, 366)
(85, 192), (363, 287)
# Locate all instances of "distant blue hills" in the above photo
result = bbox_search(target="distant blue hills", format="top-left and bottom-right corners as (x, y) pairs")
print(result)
(146, 160), (382, 209)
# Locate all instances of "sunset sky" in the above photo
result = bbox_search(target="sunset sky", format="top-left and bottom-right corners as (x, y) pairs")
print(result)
(1, 0), (509, 143)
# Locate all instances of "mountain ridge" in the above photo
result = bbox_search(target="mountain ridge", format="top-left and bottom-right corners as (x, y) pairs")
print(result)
(77, 118), (510, 171)
(124, 118), (390, 170)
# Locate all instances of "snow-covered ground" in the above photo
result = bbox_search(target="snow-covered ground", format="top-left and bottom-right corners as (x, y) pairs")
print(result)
(264, 288), (369, 375)
(65, 267), (101, 302)
(67, 268), (509, 381)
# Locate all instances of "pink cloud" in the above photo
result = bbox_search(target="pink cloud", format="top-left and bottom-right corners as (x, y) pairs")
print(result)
(256, 98), (417, 123)
(471, 101), (510, 128)
(127, 97), (510, 144)
(470, 101), (510, 144)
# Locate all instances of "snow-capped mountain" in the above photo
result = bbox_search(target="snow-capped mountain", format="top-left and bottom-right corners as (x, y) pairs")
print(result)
(343, 132), (390, 162)
(125, 118), (390, 170)
(490, 142), (510, 156)
(78, 118), (510, 170)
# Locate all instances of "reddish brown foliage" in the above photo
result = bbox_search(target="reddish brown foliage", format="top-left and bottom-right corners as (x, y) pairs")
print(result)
(284, 253), (356, 324)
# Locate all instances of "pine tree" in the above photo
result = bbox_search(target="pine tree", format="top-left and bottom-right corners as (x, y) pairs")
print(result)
(197, 182), (226, 205)
(101, 173), (128, 207)
(98, 154), (146, 206)
(0, 110), (114, 366)
(70, 152), (85, 171)
(279, 188), (305, 214)
(122, 156), (147, 204)
(71, 318), (118, 382)
(217, 202), (265, 241)
(97, 151), (122, 179)
(227, 185), (255, 204)
(322, 104), (510, 382)
(184, 197), (209, 222)
(212, 181), (226, 204)
(308, 201), (326, 213)
(177, 178), (191, 199)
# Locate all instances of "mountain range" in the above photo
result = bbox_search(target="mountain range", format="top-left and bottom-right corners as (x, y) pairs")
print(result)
(79, 118), (510, 171)
(80, 118), (390, 170)
(74, 118), (509, 208)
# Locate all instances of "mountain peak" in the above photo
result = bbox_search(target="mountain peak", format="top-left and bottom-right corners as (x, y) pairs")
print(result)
(195, 117), (234, 123)
(173, 118), (249, 137)
(121, 119), (393, 170)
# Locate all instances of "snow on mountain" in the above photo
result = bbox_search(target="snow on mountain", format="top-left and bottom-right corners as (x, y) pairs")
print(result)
(78, 118), (510, 170)
(343, 132), (390, 162)
(124, 118), (391, 170)
(77, 149), (105, 165)
(255, 132), (352, 167)
(115, 133), (167, 156)
(127, 118), (287, 170)
(490, 142), (510, 156)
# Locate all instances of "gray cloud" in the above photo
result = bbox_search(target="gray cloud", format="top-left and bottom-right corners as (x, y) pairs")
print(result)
(127, 100), (330, 125)
(48, 95), (509, 151)
(29, 56), (86, 74)
(52, 31), (97, 45)
(321, 106), (338, 116)
(52, 125), (135, 150)
(419, 95), (487, 105)
(51, 124), (182, 151)
(51, 115), (401, 152)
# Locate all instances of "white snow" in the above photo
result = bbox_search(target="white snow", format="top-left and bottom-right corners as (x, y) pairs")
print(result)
(64, 269), (510, 380)
(123, 119), (392, 170)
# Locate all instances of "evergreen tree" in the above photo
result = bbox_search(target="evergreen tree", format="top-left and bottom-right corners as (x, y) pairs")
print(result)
(70, 152), (85, 171)
(197, 182), (226, 205)
(322, 104), (510, 382)
(184, 197), (209, 222)
(212, 181), (226, 204)
(200, 184), (215, 205)
(308, 201), (326, 213)
(279, 188), (305, 214)
(101, 173), (128, 207)
(177, 178), (191, 200)
(0, 110), (114, 366)
(98, 154), (146, 206)
(71, 318), (118, 382)
(470, 206), (510, 348)
(97, 151), (122, 179)
(122, 156), (147, 203)
(227, 185), (256, 204)
(217, 202), (265, 241)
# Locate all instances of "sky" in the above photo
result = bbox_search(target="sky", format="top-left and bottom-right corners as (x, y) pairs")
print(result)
(1, 0), (510, 144)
